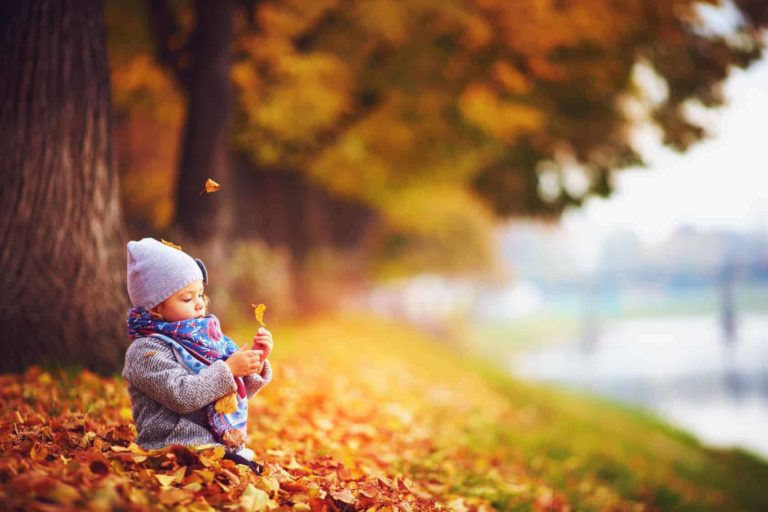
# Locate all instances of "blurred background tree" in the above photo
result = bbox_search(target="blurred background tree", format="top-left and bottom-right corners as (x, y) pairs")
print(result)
(107, 0), (768, 318)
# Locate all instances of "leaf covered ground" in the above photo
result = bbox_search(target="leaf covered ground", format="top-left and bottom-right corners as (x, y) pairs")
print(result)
(2, 315), (768, 511)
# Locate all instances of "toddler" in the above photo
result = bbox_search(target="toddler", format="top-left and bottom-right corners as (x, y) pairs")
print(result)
(121, 238), (272, 473)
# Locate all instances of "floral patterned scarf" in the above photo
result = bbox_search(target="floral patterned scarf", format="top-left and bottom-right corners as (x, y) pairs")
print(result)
(127, 307), (248, 449)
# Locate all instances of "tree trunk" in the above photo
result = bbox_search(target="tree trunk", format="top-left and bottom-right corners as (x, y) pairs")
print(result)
(160, 0), (236, 315)
(0, 0), (127, 374)
(174, 0), (234, 242)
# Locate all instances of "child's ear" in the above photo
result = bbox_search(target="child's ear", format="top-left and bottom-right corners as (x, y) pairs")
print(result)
(150, 306), (164, 320)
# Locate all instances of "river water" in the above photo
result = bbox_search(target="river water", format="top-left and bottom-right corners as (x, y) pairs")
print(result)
(511, 313), (768, 460)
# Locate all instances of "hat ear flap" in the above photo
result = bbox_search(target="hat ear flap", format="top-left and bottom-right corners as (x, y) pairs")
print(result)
(195, 258), (208, 284)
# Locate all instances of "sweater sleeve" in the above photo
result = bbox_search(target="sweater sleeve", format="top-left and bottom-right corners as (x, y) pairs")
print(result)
(242, 359), (273, 399)
(122, 337), (237, 415)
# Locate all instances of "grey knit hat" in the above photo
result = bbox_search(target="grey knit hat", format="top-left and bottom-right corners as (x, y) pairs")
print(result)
(126, 238), (208, 309)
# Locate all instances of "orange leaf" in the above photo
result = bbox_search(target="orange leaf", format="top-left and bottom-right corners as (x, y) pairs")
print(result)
(200, 178), (221, 195)
(214, 393), (238, 414)
(330, 489), (356, 504)
(155, 473), (176, 487)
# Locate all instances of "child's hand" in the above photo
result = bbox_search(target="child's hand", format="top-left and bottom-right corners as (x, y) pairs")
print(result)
(251, 327), (273, 361)
(225, 345), (264, 377)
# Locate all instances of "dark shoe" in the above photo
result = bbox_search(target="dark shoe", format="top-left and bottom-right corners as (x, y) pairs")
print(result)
(222, 451), (264, 474)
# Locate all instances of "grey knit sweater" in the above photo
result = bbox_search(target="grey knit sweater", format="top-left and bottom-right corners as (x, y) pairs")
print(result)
(122, 336), (272, 451)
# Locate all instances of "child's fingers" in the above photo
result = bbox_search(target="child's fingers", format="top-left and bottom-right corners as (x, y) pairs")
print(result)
(252, 336), (273, 348)
(244, 350), (263, 371)
(253, 342), (272, 354)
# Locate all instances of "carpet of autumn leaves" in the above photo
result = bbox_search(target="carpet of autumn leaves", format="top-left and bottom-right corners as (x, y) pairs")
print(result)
(2, 315), (768, 511)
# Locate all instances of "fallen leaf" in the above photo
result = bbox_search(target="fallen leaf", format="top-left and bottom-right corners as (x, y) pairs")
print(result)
(172, 465), (187, 484)
(241, 483), (277, 511)
(44, 483), (80, 504)
(447, 498), (468, 512)
(331, 488), (356, 504)
(184, 481), (203, 491)
(155, 473), (176, 487)
(194, 469), (216, 483)
(159, 487), (192, 506)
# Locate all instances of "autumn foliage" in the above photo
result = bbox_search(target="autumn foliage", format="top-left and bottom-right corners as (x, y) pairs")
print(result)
(108, 0), (768, 281)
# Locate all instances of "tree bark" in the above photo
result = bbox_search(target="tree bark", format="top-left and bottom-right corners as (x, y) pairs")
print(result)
(0, 0), (127, 373)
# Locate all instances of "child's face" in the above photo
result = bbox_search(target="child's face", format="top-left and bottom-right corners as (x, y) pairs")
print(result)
(153, 280), (206, 322)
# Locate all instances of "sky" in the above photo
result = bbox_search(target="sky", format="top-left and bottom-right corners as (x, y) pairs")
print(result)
(562, 50), (768, 249)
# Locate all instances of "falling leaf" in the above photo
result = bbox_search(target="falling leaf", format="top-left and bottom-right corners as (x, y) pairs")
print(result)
(143, 351), (158, 357)
(200, 178), (221, 195)
(160, 239), (182, 251)
(251, 303), (267, 326)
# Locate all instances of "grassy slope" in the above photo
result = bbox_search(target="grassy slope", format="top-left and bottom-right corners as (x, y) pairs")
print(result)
(243, 314), (768, 511)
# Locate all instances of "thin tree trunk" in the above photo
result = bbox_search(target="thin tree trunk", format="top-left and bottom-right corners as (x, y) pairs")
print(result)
(0, 0), (127, 373)
(174, 0), (234, 242)
(162, 0), (236, 315)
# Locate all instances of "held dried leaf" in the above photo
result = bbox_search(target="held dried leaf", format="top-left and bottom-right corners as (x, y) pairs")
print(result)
(200, 178), (221, 195)
(251, 303), (267, 326)
(215, 393), (238, 414)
